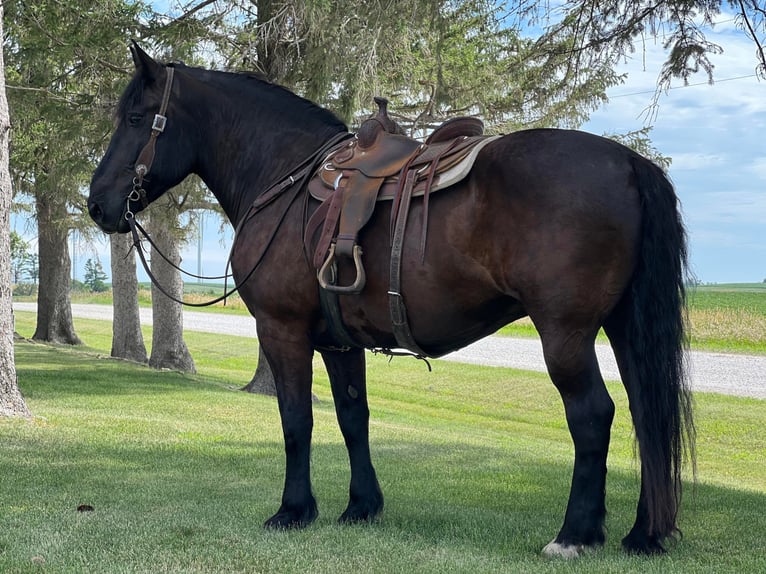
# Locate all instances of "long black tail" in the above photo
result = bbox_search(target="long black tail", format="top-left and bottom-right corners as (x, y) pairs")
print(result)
(623, 155), (695, 542)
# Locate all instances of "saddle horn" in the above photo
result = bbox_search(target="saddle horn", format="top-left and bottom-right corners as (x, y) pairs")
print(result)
(358, 97), (406, 149)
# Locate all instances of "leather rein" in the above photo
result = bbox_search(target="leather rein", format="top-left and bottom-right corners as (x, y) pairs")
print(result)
(124, 64), (351, 307)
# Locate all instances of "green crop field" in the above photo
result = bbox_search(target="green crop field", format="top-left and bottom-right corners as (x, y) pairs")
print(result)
(2, 313), (764, 573)
(685, 285), (766, 353)
(492, 283), (766, 354)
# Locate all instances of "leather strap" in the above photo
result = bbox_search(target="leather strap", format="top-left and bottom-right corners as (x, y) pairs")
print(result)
(318, 285), (362, 351)
(418, 136), (462, 261)
(312, 182), (346, 268)
(303, 194), (332, 261)
(388, 168), (431, 357)
(134, 66), (175, 183)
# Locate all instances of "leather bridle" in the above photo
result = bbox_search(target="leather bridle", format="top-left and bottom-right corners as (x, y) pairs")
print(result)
(125, 65), (175, 222)
(120, 62), (355, 308)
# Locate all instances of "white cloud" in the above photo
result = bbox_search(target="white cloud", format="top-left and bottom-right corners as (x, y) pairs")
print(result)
(670, 153), (725, 171)
(687, 190), (766, 225)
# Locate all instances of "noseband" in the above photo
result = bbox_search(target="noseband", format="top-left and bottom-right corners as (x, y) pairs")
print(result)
(125, 65), (175, 221)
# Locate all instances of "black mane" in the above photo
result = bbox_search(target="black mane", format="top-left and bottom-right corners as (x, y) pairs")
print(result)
(117, 62), (348, 135)
(115, 73), (144, 121)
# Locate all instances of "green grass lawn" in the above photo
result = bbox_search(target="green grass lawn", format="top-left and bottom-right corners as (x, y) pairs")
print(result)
(2, 315), (765, 573)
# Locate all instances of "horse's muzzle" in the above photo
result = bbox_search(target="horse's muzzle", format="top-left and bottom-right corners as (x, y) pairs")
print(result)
(87, 198), (124, 234)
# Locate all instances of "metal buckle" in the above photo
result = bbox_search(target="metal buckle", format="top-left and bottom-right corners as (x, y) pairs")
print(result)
(152, 114), (167, 132)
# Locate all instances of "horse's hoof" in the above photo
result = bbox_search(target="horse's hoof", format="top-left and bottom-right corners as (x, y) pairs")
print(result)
(338, 501), (383, 524)
(263, 505), (318, 530)
(542, 540), (596, 559)
(621, 528), (667, 555)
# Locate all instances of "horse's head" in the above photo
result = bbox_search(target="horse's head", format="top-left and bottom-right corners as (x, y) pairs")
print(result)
(88, 43), (196, 233)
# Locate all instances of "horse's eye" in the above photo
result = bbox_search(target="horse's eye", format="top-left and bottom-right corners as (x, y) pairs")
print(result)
(127, 113), (143, 126)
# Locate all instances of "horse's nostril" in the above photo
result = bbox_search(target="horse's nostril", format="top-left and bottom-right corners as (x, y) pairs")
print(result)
(88, 201), (103, 222)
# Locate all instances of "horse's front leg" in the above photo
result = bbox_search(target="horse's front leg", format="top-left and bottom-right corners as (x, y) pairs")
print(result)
(321, 347), (383, 523)
(259, 327), (317, 529)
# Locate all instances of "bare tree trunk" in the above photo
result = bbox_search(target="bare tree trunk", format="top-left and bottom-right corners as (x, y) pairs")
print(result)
(110, 233), (147, 363)
(242, 344), (318, 403)
(148, 212), (195, 373)
(32, 192), (81, 345)
(241, 343), (276, 394)
(0, 6), (30, 417)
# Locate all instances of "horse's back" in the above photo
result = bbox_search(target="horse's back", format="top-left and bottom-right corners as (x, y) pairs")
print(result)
(479, 128), (643, 203)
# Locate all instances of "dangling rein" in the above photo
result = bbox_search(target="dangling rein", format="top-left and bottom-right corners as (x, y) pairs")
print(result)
(123, 63), (352, 307)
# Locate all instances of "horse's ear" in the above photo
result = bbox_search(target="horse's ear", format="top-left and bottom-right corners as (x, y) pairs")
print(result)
(130, 40), (162, 83)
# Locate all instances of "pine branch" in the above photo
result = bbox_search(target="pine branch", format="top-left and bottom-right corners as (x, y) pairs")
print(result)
(169, 0), (219, 24)
(737, 0), (766, 76)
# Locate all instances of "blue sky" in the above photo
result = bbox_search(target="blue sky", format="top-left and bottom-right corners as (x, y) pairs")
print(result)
(13, 11), (764, 285)
(581, 16), (765, 283)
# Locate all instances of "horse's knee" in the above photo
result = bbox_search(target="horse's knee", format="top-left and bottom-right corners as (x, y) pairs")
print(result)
(541, 333), (614, 431)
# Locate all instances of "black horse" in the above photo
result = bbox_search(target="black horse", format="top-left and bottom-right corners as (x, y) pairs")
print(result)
(88, 44), (694, 557)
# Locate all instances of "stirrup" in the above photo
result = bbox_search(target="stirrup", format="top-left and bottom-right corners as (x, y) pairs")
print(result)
(317, 243), (366, 294)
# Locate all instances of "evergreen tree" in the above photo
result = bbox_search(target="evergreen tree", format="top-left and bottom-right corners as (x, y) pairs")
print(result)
(20, 253), (38, 284)
(9, 231), (28, 284)
(83, 258), (108, 292)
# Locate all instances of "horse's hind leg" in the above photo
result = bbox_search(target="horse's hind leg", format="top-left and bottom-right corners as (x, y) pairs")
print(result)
(538, 327), (615, 558)
(321, 347), (384, 523)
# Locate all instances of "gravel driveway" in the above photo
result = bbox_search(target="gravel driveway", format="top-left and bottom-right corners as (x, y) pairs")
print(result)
(13, 302), (765, 400)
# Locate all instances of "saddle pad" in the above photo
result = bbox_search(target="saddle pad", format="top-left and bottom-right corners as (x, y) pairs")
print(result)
(308, 135), (500, 203)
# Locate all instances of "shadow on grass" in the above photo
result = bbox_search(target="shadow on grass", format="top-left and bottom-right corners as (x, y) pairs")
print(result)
(14, 344), (223, 401)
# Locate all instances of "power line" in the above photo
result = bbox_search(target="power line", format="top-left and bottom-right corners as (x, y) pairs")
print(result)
(609, 74), (758, 98)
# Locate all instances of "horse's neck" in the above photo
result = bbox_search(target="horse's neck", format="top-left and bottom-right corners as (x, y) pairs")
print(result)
(192, 90), (343, 227)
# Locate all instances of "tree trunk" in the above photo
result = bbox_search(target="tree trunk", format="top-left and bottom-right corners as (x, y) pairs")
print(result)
(0, 5), (30, 417)
(148, 212), (195, 373)
(241, 345), (318, 402)
(110, 233), (147, 363)
(241, 343), (277, 395)
(32, 194), (81, 345)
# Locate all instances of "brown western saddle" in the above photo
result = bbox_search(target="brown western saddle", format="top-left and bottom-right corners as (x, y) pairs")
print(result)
(306, 98), (496, 292)
(304, 98), (499, 356)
